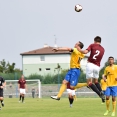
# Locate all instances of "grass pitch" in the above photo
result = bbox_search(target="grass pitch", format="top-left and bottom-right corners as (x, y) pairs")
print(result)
(0, 98), (115, 117)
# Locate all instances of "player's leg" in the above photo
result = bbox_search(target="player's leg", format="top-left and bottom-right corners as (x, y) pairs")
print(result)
(22, 89), (26, 103)
(93, 65), (104, 97)
(86, 63), (102, 97)
(101, 90), (106, 104)
(67, 89), (74, 107)
(104, 87), (110, 116)
(94, 78), (105, 102)
(0, 89), (4, 108)
(51, 70), (71, 100)
(74, 83), (87, 89)
(111, 86), (117, 116)
(0, 97), (4, 107)
(22, 94), (24, 103)
(19, 89), (22, 102)
(51, 79), (68, 100)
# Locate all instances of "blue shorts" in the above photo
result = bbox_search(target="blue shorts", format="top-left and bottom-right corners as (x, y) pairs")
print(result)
(105, 86), (117, 97)
(65, 68), (80, 86)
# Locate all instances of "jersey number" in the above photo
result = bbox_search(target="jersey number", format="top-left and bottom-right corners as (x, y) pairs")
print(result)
(78, 57), (82, 63)
(93, 50), (100, 60)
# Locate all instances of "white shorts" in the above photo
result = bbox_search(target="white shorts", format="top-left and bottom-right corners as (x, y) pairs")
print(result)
(66, 89), (76, 96)
(20, 88), (26, 94)
(86, 62), (100, 79)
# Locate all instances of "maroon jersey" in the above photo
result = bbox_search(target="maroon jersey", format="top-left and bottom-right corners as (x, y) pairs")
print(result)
(86, 43), (105, 66)
(18, 79), (26, 89)
(67, 82), (74, 90)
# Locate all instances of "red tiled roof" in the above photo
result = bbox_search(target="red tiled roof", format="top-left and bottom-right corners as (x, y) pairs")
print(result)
(20, 46), (71, 55)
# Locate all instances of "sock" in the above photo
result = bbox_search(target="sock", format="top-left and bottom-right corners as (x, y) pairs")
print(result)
(89, 83), (100, 96)
(22, 96), (24, 102)
(106, 99), (110, 111)
(112, 101), (116, 112)
(95, 82), (102, 92)
(1, 100), (3, 103)
(19, 95), (22, 101)
(69, 98), (74, 104)
(74, 83), (87, 89)
(57, 84), (67, 98)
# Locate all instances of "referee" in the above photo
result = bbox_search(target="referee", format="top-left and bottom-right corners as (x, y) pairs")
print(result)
(0, 76), (6, 110)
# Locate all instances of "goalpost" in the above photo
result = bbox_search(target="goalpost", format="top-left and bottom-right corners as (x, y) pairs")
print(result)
(4, 79), (41, 98)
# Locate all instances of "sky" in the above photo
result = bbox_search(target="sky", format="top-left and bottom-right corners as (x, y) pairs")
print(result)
(0, 0), (117, 69)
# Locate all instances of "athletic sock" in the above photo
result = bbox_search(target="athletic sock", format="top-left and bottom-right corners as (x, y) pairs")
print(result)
(95, 82), (102, 92)
(19, 95), (22, 101)
(89, 83), (100, 96)
(112, 101), (116, 112)
(57, 84), (67, 98)
(106, 99), (110, 111)
(69, 98), (74, 104)
(74, 83), (87, 89)
(22, 96), (24, 102)
(1, 100), (3, 103)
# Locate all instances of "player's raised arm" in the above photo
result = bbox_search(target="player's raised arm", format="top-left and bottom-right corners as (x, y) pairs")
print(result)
(52, 47), (72, 52)
(77, 47), (89, 54)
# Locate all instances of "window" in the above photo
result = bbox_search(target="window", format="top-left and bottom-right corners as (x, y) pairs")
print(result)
(40, 56), (45, 61)
(45, 68), (50, 70)
(39, 68), (42, 71)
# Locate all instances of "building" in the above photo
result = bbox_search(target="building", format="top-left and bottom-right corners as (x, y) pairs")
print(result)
(20, 45), (88, 76)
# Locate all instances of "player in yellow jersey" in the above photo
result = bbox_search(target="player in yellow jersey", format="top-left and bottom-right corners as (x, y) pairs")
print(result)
(100, 78), (107, 104)
(103, 56), (117, 116)
(51, 41), (85, 100)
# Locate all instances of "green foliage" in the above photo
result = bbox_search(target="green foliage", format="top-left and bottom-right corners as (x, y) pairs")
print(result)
(0, 72), (22, 80)
(79, 71), (86, 83)
(26, 74), (43, 81)
(0, 59), (22, 73)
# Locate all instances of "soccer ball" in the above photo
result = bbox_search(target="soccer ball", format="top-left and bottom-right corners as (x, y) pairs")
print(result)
(75, 4), (83, 12)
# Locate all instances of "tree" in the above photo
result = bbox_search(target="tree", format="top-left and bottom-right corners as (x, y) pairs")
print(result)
(0, 59), (17, 73)
(0, 59), (7, 73)
(7, 62), (15, 73)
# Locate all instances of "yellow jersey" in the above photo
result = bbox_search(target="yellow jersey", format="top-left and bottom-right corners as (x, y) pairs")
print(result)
(104, 65), (117, 87)
(100, 79), (107, 91)
(70, 48), (85, 68)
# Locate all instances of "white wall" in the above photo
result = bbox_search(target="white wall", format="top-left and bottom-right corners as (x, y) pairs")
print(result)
(23, 54), (70, 64)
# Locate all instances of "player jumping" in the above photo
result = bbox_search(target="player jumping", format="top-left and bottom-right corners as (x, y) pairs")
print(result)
(77, 36), (105, 102)
(51, 41), (85, 100)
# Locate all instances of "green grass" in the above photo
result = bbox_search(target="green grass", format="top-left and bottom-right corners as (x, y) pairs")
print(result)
(0, 98), (115, 117)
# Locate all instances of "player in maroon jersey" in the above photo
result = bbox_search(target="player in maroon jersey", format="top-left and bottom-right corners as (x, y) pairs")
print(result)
(67, 82), (87, 107)
(18, 75), (27, 103)
(77, 36), (105, 102)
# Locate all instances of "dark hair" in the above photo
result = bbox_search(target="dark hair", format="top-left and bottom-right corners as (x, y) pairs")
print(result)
(78, 41), (84, 49)
(108, 56), (114, 60)
(94, 36), (101, 43)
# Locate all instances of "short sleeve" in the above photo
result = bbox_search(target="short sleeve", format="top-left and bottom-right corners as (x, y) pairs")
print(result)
(81, 54), (85, 59)
(73, 48), (78, 54)
(86, 44), (92, 51)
